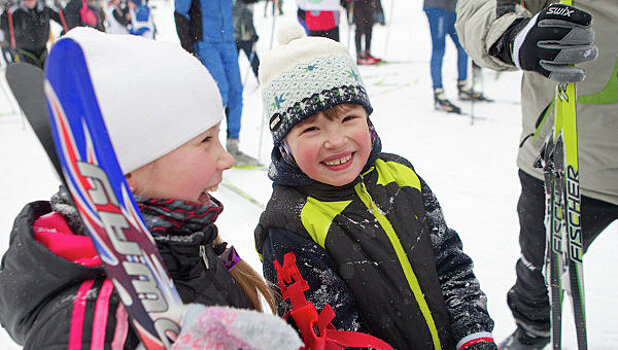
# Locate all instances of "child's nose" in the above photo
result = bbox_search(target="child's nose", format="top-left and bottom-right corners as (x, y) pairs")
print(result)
(217, 144), (235, 170)
(324, 128), (347, 149)
(221, 151), (235, 170)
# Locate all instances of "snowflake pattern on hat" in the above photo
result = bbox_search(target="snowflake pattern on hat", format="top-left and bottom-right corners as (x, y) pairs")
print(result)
(263, 55), (372, 145)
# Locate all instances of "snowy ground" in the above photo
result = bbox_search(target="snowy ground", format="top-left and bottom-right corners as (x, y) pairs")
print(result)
(1, 0), (616, 348)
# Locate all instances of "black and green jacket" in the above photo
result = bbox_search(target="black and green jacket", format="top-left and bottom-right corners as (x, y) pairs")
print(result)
(255, 152), (495, 350)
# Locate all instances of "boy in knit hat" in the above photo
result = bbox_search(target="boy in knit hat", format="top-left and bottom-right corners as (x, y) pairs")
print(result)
(254, 21), (497, 350)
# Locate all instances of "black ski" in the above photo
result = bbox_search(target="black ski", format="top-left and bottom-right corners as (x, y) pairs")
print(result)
(6, 63), (63, 177)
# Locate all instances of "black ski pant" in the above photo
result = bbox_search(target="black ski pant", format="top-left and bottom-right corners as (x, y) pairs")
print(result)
(508, 170), (618, 334)
(353, 1), (374, 55)
(308, 27), (340, 42)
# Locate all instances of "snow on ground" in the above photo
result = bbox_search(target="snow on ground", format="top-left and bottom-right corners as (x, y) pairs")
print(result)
(0, 0), (616, 348)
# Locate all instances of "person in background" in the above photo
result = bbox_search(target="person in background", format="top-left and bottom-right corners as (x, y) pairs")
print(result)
(456, 0), (616, 348)
(296, 0), (341, 41)
(0, 0), (64, 68)
(104, 0), (130, 34)
(64, 0), (105, 32)
(175, 0), (261, 166)
(233, 0), (259, 80)
(264, 0), (283, 16)
(423, 0), (485, 114)
(128, 0), (154, 39)
(347, 0), (381, 65)
(255, 21), (497, 350)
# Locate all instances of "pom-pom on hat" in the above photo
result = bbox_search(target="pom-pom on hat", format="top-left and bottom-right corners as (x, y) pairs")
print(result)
(59, 28), (224, 174)
(259, 20), (372, 146)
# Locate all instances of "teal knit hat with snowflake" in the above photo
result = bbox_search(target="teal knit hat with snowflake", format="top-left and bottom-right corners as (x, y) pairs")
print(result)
(258, 20), (373, 145)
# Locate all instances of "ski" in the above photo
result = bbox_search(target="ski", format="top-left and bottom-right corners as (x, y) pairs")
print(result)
(541, 0), (587, 348)
(221, 180), (265, 210)
(8, 41), (185, 350)
(5, 63), (63, 179)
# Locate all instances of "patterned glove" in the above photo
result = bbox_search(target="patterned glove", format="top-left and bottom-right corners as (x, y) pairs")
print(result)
(492, 3), (598, 83)
(463, 342), (498, 350)
(457, 332), (497, 350)
(172, 304), (303, 350)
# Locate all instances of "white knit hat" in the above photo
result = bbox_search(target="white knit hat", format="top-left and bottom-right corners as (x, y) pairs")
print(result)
(60, 28), (224, 174)
(259, 20), (372, 145)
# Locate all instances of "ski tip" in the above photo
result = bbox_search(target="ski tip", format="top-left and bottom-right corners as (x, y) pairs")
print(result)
(232, 165), (268, 170)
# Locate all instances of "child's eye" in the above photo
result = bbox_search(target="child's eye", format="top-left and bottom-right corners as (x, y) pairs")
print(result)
(201, 136), (213, 143)
(342, 115), (357, 122)
(302, 126), (318, 134)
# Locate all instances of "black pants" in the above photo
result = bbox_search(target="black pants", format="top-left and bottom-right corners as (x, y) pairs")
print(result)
(353, 0), (374, 54)
(309, 27), (340, 42)
(235, 40), (259, 79)
(508, 170), (618, 333)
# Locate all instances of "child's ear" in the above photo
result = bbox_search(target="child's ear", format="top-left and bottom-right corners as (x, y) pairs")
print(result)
(279, 140), (297, 166)
(367, 118), (376, 147)
(125, 173), (137, 193)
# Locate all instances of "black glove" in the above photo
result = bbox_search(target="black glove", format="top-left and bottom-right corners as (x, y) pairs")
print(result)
(490, 3), (598, 83)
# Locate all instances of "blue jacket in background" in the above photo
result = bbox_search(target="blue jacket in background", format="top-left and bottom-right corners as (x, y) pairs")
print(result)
(175, 0), (234, 43)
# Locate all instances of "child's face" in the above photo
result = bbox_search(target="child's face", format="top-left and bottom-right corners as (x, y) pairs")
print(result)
(127, 123), (234, 205)
(285, 104), (371, 187)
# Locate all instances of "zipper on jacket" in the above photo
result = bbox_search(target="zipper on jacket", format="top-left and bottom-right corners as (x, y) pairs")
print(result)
(199, 245), (210, 270)
(354, 175), (442, 350)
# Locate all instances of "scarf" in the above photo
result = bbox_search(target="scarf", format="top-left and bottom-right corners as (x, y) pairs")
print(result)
(50, 187), (240, 270)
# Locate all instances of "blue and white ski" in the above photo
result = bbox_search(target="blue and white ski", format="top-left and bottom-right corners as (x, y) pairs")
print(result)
(44, 38), (183, 349)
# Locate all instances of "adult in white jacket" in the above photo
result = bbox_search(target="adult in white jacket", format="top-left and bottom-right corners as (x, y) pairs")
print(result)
(456, 0), (617, 349)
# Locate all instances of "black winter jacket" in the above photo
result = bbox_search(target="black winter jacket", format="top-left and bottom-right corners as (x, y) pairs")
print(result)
(0, 201), (251, 349)
(255, 153), (496, 350)
(0, 2), (61, 55)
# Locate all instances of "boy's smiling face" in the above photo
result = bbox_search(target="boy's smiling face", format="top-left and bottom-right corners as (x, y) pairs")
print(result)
(285, 104), (372, 187)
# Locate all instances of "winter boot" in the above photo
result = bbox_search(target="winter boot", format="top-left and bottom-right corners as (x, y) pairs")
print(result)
(357, 52), (377, 66)
(499, 327), (550, 350)
(433, 88), (461, 114)
(457, 80), (488, 101)
(365, 51), (382, 63)
(227, 138), (262, 167)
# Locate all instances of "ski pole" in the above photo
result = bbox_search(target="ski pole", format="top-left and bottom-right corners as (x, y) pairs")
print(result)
(243, 44), (256, 86)
(383, 0), (395, 56)
(346, 1), (354, 51)
(470, 62), (477, 125)
(268, 0), (277, 50)
(257, 97), (267, 161)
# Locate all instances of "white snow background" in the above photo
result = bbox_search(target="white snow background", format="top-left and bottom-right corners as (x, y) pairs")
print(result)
(0, 0), (616, 348)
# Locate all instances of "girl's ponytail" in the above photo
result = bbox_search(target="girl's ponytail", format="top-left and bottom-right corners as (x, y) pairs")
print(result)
(215, 236), (278, 314)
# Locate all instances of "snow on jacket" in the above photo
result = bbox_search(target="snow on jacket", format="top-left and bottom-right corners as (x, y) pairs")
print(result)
(0, 194), (251, 348)
(175, 0), (234, 44)
(456, 0), (618, 205)
(0, 1), (62, 54)
(255, 152), (496, 350)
